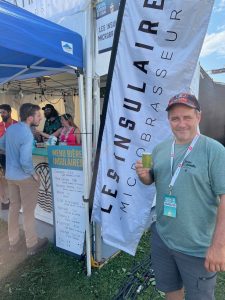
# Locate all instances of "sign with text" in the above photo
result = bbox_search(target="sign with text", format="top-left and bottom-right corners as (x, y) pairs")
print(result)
(92, 0), (214, 255)
(96, 0), (120, 53)
(48, 146), (85, 256)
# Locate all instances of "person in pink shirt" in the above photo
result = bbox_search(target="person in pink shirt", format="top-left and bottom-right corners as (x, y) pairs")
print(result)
(38, 113), (81, 146)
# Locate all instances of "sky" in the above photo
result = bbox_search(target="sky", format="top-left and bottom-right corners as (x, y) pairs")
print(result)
(200, 0), (225, 83)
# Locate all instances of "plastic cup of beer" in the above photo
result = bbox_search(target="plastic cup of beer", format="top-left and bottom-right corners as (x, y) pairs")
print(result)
(142, 153), (152, 169)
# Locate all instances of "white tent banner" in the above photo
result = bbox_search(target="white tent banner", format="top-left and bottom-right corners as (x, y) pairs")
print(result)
(92, 0), (214, 255)
(7, 0), (90, 18)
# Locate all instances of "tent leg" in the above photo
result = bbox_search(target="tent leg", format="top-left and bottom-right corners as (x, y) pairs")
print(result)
(93, 75), (100, 149)
(93, 75), (102, 262)
(78, 74), (92, 276)
(91, 0), (102, 262)
(85, 1), (93, 188)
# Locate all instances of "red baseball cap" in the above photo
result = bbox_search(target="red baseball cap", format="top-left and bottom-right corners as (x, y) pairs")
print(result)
(166, 93), (201, 112)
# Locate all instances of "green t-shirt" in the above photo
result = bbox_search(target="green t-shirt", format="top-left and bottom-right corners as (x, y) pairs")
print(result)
(43, 116), (62, 135)
(152, 134), (225, 257)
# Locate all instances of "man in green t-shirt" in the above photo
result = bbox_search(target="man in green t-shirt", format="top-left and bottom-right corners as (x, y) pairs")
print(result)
(136, 93), (225, 300)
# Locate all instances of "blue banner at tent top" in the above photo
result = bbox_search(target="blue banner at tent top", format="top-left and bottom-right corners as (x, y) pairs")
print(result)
(0, 0), (83, 82)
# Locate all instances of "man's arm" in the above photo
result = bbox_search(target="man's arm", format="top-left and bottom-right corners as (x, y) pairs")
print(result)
(19, 138), (36, 177)
(36, 130), (50, 139)
(135, 160), (154, 185)
(205, 194), (225, 272)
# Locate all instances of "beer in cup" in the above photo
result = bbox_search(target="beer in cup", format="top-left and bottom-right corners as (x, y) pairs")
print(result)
(142, 153), (152, 169)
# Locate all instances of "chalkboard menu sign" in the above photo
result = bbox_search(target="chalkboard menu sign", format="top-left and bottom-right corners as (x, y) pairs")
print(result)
(48, 146), (85, 256)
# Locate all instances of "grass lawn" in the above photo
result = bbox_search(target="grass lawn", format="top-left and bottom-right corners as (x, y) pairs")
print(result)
(0, 219), (225, 300)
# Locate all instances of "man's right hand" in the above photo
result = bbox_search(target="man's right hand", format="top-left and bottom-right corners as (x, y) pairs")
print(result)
(135, 160), (154, 185)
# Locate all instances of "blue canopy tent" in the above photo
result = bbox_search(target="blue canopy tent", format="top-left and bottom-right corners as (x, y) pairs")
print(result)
(0, 0), (92, 276)
(0, 0), (83, 84)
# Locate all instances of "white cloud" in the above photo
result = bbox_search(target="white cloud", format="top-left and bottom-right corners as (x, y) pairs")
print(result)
(214, 0), (225, 12)
(201, 30), (225, 57)
(217, 24), (225, 31)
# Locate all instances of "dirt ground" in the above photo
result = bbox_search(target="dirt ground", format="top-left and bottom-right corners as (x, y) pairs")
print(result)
(0, 225), (28, 281)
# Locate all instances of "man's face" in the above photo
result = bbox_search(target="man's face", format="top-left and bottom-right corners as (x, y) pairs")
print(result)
(44, 108), (52, 119)
(30, 110), (42, 126)
(0, 109), (10, 122)
(168, 105), (201, 144)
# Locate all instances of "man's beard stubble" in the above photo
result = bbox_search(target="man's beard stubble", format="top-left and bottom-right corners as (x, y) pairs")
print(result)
(2, 116), (9, 122)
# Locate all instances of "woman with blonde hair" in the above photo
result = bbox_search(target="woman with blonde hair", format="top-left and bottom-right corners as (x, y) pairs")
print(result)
(38, 113), (81, 145)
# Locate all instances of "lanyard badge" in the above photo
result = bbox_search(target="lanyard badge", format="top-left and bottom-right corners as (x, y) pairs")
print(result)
(163, 194), (177, 218)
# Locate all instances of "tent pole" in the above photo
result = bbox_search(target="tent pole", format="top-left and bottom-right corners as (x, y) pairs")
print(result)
(78, 73), (92, 276)
(85, 1), (101, 264)
(92, 1), (101, 153)
(87, 0), (103, 264)
(93, 75), (102, 262)
(93, 75), (100, 159)
(85, 1), (93, 188)
(92, 1), (102, 260)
